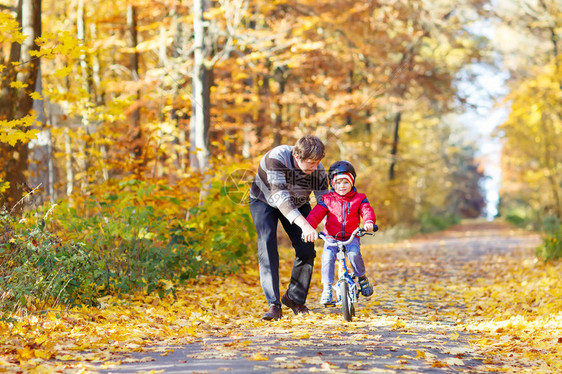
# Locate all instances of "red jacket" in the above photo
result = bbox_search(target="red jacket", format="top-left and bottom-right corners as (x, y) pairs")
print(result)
(307, 188), (376, 240)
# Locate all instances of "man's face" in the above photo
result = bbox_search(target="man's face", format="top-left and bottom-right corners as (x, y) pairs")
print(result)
(294, 154), (321, 175)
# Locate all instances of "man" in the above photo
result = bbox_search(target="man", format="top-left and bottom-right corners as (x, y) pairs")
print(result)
(249, 135), (329, 320)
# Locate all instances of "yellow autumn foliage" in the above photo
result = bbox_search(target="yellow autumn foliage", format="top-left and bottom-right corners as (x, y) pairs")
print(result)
(0, 116), (40, 146)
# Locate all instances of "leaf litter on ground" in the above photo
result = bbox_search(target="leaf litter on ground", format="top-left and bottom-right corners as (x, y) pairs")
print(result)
(0, 220), (560, 373)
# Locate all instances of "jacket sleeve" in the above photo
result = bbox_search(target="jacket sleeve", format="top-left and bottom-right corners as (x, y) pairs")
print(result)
(359, 197), (376, 224)
(306, 198), (328, 229)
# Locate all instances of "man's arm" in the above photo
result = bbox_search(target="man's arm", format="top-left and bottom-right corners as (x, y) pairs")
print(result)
(295, 215), (318, 242)
(266, 154), (302, 222)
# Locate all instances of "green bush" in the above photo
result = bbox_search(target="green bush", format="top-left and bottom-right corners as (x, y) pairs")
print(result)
(53, 178), (256, 298)
(0, 208), (100, 315)
(502, 206), (532, 228)
(505, 212), (528, 227)
(418, 212), (461, 233)
(1, 167), (257, 313)
(186, 179), (257, 275)
(53, 181), (198, 297)
(536, 218), (562, 262)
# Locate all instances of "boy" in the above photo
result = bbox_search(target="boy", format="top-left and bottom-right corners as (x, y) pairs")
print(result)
(249, 135), (329, 320)
(304, 160), (376, 305)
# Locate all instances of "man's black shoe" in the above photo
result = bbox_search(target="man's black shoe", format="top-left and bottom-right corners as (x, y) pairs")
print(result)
(281, 293), (309, 315)
(262, 304), (282, 320)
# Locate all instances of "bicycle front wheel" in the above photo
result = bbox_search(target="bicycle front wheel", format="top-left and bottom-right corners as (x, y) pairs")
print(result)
(340, 281), (352, 322)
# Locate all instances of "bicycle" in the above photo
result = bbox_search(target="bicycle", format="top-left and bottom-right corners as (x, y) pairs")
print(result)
(318, 225), (378, 321)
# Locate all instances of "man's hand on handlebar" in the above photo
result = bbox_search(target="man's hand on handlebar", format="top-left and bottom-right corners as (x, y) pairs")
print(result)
(363, 222), (374, 232)
(294, 215), (318, 242)
(301, 226), (318, 242)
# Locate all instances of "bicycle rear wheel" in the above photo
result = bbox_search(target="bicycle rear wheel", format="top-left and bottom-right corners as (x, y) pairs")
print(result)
(340, 281), (352, 321)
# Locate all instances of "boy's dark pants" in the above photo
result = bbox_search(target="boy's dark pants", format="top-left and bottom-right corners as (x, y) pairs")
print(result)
(249, 198), (316, 306)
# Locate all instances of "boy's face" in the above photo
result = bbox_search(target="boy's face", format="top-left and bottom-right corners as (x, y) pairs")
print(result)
(294, 154), (321, 175)
(333, 178), (352, 196)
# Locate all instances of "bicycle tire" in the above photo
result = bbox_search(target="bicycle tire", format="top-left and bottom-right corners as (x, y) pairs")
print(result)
(340, 281), (352, 321)
(349, 283), (359, 317)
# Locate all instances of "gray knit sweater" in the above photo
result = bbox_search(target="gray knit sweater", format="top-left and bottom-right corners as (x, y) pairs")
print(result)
(250, 145), (329, 223)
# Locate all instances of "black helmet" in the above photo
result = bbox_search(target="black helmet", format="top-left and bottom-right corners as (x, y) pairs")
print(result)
(328, 160), (356, 186)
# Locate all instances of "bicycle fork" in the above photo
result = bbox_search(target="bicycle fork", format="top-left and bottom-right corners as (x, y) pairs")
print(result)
(333, 250), (358, 305)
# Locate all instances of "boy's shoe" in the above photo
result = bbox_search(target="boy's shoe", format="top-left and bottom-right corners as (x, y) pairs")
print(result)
(262, 304), (282, 320)
(358, 276), (374, 297)
(320, 286), (333, 306)
(281, 293), (310, 315)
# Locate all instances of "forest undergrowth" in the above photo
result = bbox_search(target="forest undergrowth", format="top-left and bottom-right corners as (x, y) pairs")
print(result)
(0, 221), (560, 373)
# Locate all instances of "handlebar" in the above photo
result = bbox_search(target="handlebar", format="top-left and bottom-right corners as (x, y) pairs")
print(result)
(318, 225), (378, 246)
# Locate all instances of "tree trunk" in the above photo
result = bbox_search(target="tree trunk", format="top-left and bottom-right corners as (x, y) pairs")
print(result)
(190, 0), (211, 171)
(242, 126), (251, 158)
(127, 4), (143, 171)
(28, 65), (48, 205)
(77, 0), (93, 97)
(346, 69), (352, 126)
(46, 128), (54, 202)
(271, 65), (287, 147)
(90, 22), (108, 181)
(75, 0), (92, 191)
(90, 23), (102, 105)
(540, 113), (562, 218)
(0, 0), (41, 212)
(538, 0), (561, 89)
(389, 111), (401, 180)
(65, 128), (73, 196)
(255, 70), (269, 143)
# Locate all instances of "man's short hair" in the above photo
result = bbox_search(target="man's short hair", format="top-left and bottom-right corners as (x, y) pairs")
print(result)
(293, 135), (325, 161)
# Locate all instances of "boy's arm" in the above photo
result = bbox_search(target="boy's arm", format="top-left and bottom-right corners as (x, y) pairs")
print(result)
(360, 198), (376, 229)
(300, 204), (327, 242)
(306, 203), (328, 229)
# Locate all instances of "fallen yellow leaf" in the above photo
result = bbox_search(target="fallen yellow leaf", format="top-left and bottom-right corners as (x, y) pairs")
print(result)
(249, 352), (269, 361)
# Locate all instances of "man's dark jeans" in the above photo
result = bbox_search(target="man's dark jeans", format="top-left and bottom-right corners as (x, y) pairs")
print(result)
(249, 198), (316, 306)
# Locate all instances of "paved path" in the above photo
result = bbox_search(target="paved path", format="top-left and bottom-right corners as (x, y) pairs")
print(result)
(99, 221), (540, 373)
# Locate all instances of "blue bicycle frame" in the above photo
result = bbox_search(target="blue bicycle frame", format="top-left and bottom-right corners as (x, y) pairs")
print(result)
(319, 227), (372, 321)
(335, 244), (358, 304)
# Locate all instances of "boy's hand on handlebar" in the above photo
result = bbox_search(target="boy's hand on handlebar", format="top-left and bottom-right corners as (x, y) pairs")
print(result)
(364, 223), (374, 232)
